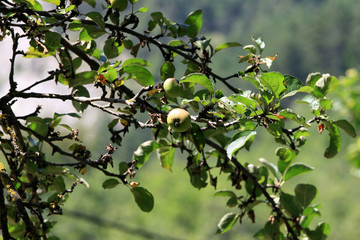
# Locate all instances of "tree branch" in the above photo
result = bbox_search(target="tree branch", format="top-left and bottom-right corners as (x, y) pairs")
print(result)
(205, 139), (298, 240)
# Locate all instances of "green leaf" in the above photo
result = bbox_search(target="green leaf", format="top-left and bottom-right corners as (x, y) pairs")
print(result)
(305, 72), (322, 87)
(181, 73), (214, 94)
(324, 121), (341, 158)
(184, 9), (203, 38)
(315, 74), (339, 97)
(320, 99), (332, 111)
(254, 220), (283, 240)
(266, 121), (282, 138)
(80, 25), (106, 41)
(130, 187), (154, 212)
(190, 123), (206, 152)
(305, 222), (331, 240)
(24, 46), (53, 58)
(157, 139), (175, 171)
(253, 37), (265, 53)
(137, 7), (148, 13)
(72, 86), (89, 112)
(229, 94), (257, 109)
(241, 74), (261, 89)
(52, 176), (66, 192)
(69, 71), (96, 87)
(102, 178), (120, 189)
(28, 121), (48, 137)
(45, 31), (61, 51)
(334, 119), (357, 138)
(150, 12), (163, 27)
(213, 191), (238, 207)
(213, 190), (237, 198)
(124, 65), (154, 86)
(295, 184), (317, 208)
(86, 12), (105, 29)
(259, 72), (286, 98)
(215, 42), (242, 53)
(119, 162), (128, 175)
(226, 130), (257, 159)
(258, 158), (279, 179)
(281, 75), (304, 99)
(280, 193), (302, 217)
(41, 0), (60, 5)
(134, 140), (160, 169)
(284, 163), (314, 181)
(243, 45), (257, 54)
(110, 0), (128, 11)
(103, 68), (118, 82)
(217, 213), (239, 234)
(54, 112), (81, 119)
(160, 62), (176, 81)
(104, 38), (123, 59)
(278, 108), (310, 127)
(123, 58), (151, 67)
(83, 0), (96, 7)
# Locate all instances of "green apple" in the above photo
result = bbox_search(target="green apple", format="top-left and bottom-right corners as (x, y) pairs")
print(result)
(163, 78), (183, 98)
(167, 108), (191, 132)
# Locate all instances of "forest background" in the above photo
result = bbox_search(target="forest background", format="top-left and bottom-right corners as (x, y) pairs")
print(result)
(0, 0), (359, 239)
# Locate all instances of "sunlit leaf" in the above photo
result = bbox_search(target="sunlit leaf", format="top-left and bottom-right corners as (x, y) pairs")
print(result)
(109, 0), (128, 12)
(160, 62), (176, 81)
(181, 73), (214, 94)
(134, 140), (160, 169)
(259, 72), (286, 98)
(258, 158), (279, 179)
(226, 130), (257, 159)
(281, 75), (304, 99)
(312, 74), (339, 98)
(215, 42), (242, 53)
(305, 72), (322, 87)
(104, 38), (123, 59)
(41, 0), (60, 5)
(157, 139), (175, 171)
(278, 108), (310, 127)
(184, 9), (203, 38)
(284, 163), (314, 181)
(123, 58), (151, 67)
(217, 213), (239, 234)
(124, 65), (154, 86)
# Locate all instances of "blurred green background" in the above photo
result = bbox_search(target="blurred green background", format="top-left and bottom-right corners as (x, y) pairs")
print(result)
(2, 0), (360, 239)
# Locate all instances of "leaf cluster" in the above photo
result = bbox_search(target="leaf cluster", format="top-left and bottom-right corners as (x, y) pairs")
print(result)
(0, 1), (357, 239)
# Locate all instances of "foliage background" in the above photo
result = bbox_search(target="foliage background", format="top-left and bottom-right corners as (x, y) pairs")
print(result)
(1, 0), (359, 239)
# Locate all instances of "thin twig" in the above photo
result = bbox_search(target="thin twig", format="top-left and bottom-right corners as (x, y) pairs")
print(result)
(205, 139), (298, 240)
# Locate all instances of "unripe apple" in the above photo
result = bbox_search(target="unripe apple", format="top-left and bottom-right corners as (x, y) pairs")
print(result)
(167, 108), (191, 132)
(163, 78), (183, 98)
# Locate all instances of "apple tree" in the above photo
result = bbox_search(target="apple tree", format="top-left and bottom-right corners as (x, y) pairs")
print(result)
(0, 0), (357, 239)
